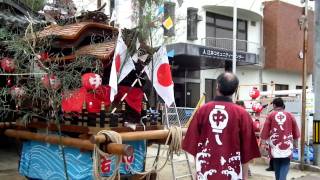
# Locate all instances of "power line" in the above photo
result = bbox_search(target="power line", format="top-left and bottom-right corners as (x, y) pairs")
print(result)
(214, 0), (232, 6)
(250, 0), (258, 11)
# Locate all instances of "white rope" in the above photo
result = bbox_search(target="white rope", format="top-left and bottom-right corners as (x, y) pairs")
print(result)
(0, 73), (47, 76)
(93, 127), (183, 180)
(93, 130), (122, 180)
(124, 126), (183, 179)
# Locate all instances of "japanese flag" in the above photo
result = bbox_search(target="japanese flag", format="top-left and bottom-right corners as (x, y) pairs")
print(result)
(109, 32), (135, 102)
(145, 46), (175, 106)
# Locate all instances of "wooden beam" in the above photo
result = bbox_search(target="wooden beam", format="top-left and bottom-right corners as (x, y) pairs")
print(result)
(18, 121), (164, 135)
(90, 128), (188, 144)
(4, 129), (133, 156)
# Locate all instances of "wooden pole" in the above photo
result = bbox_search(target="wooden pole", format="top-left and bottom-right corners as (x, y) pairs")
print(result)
(185, 93), (206, 128)
(91, 128), (188, 144)
(300, 0), (309, 170)
(107, 143), (134, 156)
(4, 129), (133, 156)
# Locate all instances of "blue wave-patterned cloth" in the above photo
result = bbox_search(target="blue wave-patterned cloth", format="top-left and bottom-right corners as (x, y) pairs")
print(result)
(19, 140), (146, 180)
(19, 141), (93, 180)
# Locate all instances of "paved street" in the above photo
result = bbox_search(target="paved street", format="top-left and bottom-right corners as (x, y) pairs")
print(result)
(0, 136), (22, 180)
(248, 164), (320, 180)
(147, 145), (320, 180)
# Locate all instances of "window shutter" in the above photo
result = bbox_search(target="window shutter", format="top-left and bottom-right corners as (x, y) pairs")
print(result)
(187, 7), (198, 40)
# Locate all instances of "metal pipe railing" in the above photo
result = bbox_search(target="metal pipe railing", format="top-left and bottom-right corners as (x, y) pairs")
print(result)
(201, 37), (261, 54)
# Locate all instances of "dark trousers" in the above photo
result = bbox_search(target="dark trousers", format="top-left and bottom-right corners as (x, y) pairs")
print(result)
(269, 158), (274, 170)
(273, 158), (290, 180)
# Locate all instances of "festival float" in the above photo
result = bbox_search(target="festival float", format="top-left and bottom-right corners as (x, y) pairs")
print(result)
(0, 1), (191, 179)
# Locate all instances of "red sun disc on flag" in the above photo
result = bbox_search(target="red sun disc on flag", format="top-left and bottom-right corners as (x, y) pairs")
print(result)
(157, 63), (172, 87)
(115, 54), (121, 73)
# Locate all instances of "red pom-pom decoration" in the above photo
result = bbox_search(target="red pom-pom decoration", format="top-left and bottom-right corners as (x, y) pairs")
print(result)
(1, 57), (15, 73)
(249, 87), (260, 99)
(10, 86), (26, 98)
(81, 73), (102, 90)
(37, 52), (49, 61)
(252, 102), (263, 113)
(41, 74), (61, 90)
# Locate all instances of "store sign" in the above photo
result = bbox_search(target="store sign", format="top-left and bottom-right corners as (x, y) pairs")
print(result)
(314, 121), (320, 144)
(199, 47), (246, 61)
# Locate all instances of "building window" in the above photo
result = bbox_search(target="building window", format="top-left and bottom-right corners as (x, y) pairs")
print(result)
(274, 84), (288, 97)
(172, 69), (200, 78)
(205, 79), (216, 103)
(296, 85), (308, 89)
(262, 85), (268, 91)
(187, 7), (198, 40)
(164, 2), (175, 37)
(275, 84), (289, 91)
(205, 12), (247, 51)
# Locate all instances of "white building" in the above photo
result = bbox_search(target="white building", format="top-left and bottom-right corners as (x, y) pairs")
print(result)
(73, 0), (314, 107)
(164, 0), (264, 106)
(165, 0), (313, 107)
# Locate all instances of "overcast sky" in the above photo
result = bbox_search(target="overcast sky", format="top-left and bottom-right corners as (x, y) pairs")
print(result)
(71, 0), (316, 12)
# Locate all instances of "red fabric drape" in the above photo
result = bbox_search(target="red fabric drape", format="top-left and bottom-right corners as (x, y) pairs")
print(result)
(114, 86), (143, 114)
(62, 86), (111, 113)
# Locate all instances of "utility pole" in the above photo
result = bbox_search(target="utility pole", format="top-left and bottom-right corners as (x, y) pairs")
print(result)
(232, 0), (237, 74)
(313, 0), (320, 166)
(300, 0), (308, 170)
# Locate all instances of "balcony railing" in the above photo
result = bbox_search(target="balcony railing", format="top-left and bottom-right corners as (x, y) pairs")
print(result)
(201, 37), (265, 66)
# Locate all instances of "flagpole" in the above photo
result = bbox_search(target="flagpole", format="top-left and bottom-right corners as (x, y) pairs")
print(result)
(149, 24), (158, 109)
(232, 0), (237, 74)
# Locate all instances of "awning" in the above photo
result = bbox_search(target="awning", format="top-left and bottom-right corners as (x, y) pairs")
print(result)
(166, 43), (260, 70)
